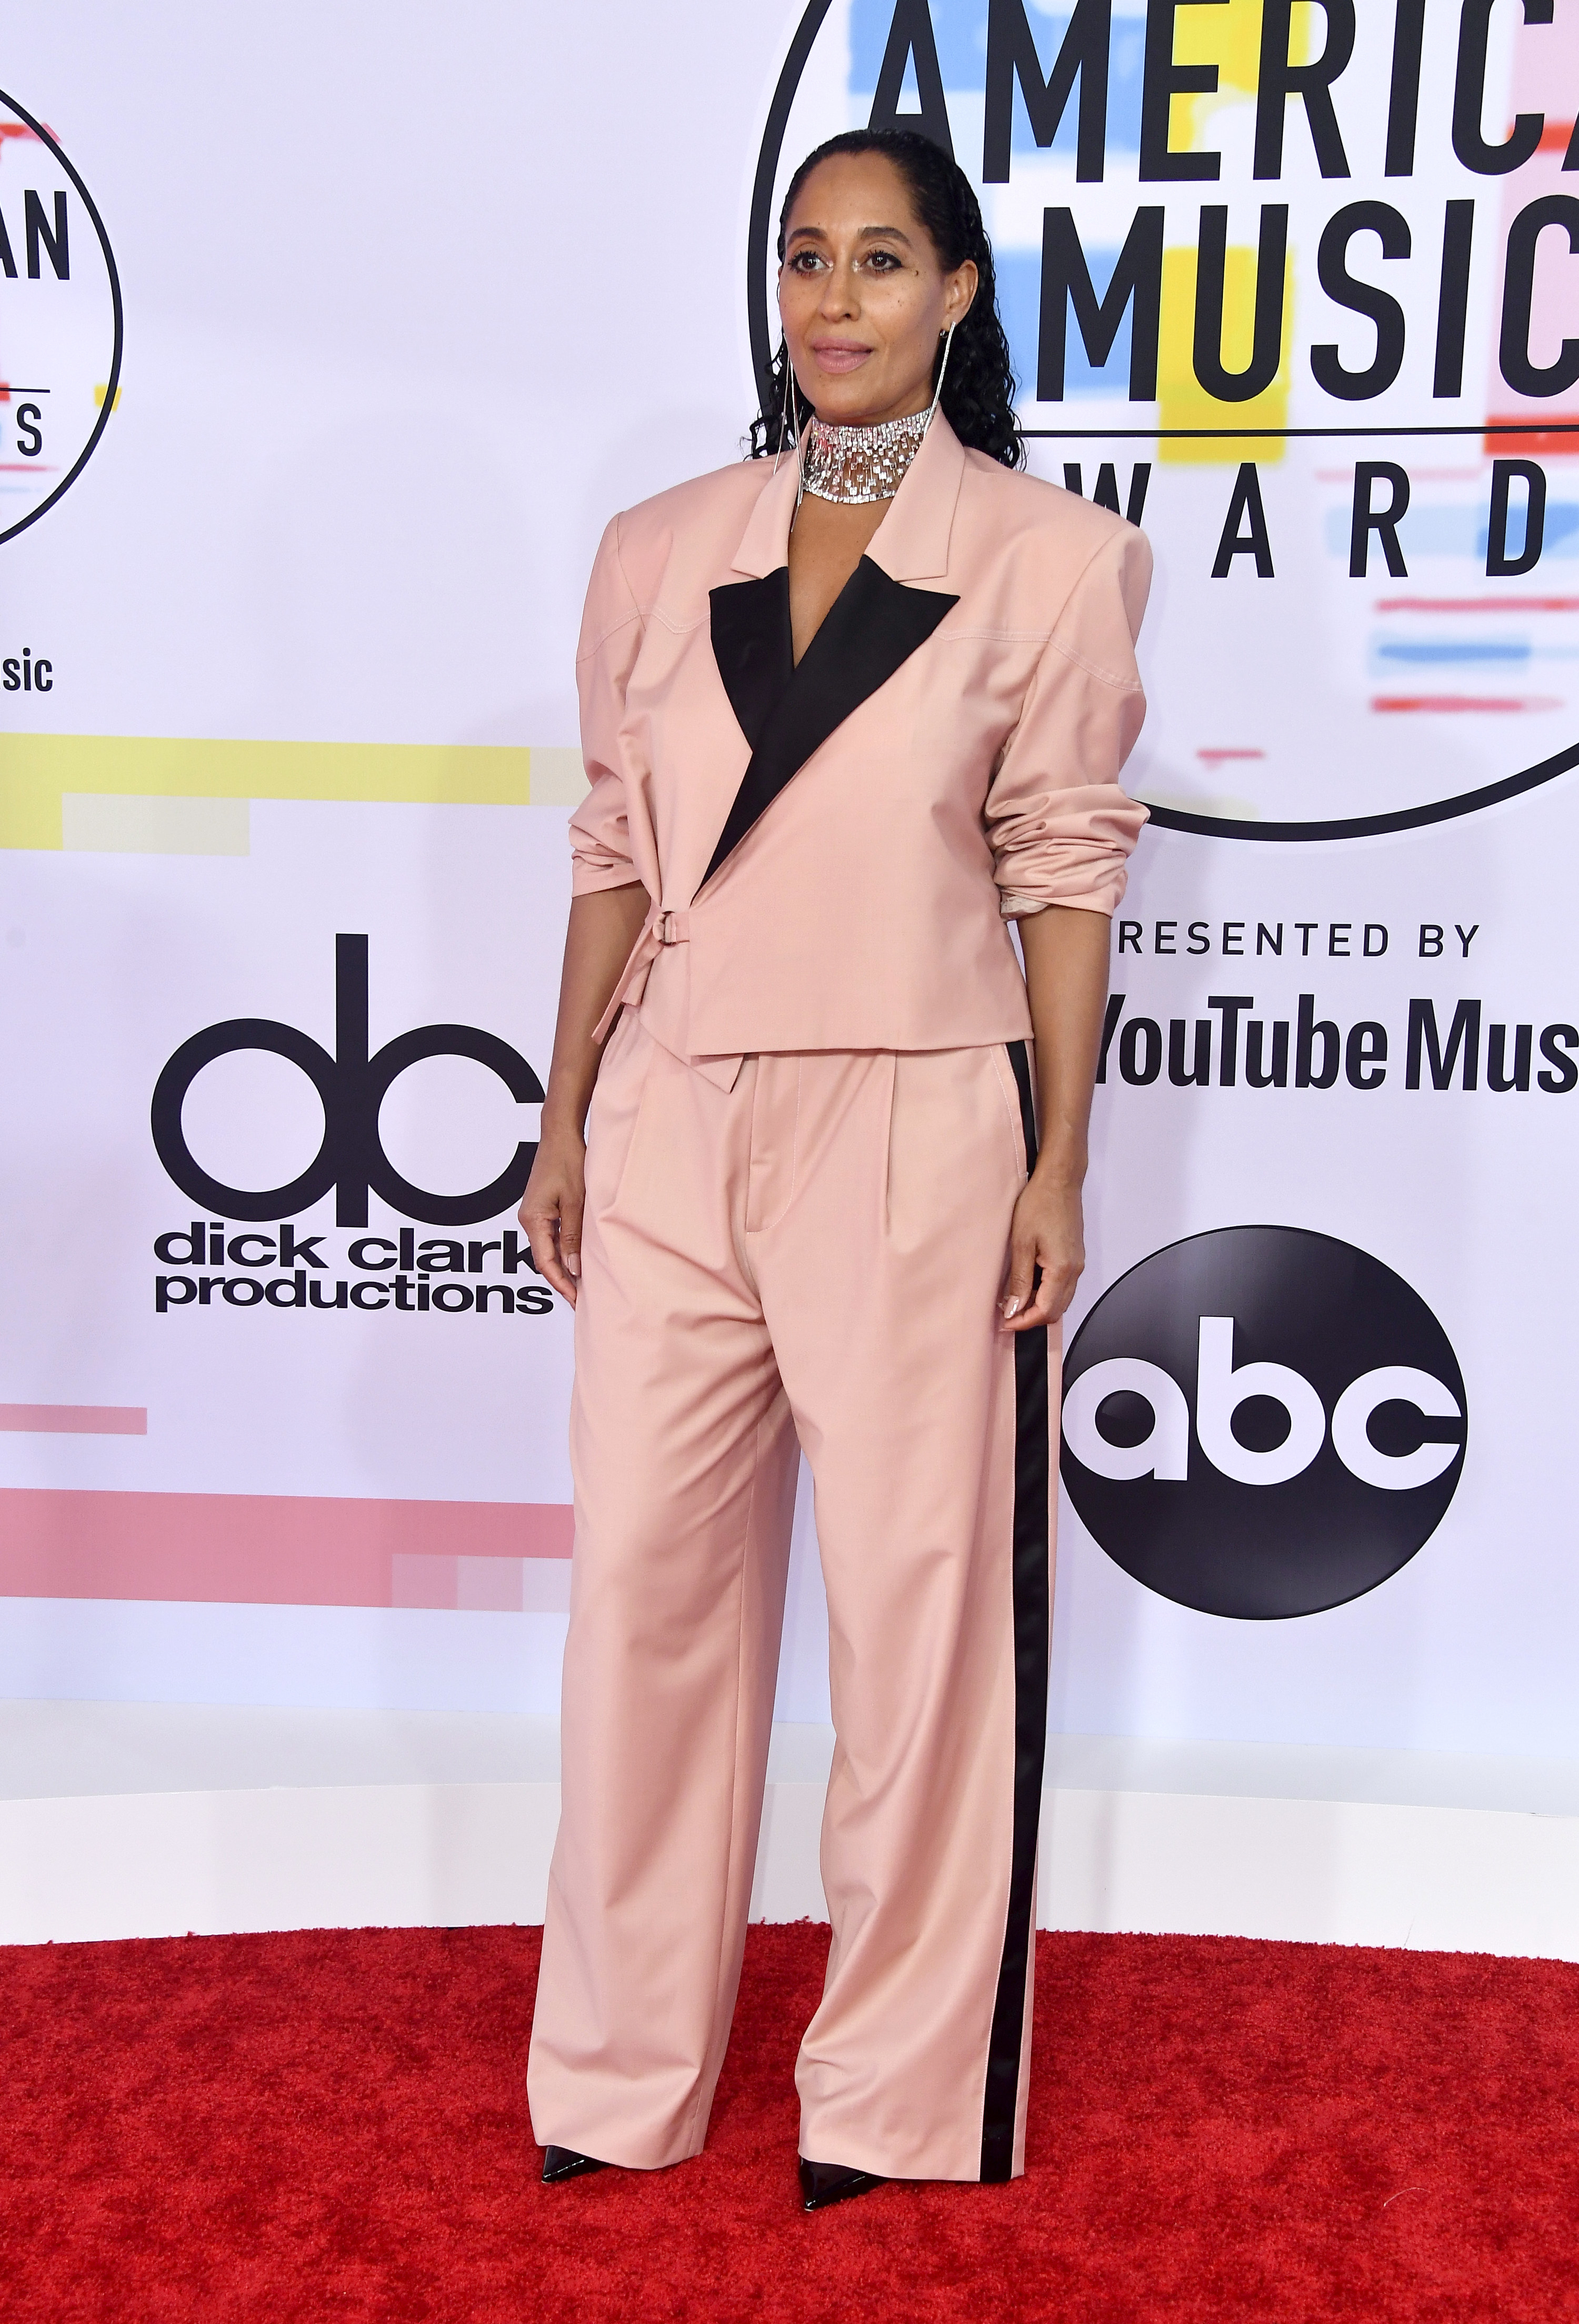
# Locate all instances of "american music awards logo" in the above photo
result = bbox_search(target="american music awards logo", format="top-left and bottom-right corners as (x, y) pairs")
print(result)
(0, 88), (122, 545)
(755, 3), (1579, 841)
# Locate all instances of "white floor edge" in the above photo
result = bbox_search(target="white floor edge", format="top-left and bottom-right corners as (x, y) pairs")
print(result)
(6, 1776), (1579, 1957)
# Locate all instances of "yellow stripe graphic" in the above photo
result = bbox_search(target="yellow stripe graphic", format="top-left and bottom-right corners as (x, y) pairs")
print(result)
(1157, 242), (1295, 467)
(0, 735), (586, 850)
(1155, 0), (1301, 465)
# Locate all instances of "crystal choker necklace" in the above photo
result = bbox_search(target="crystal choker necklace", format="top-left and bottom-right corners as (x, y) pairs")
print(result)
(799, 407), (931, 505)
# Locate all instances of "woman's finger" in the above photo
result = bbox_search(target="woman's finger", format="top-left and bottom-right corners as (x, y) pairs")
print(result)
(521, 1197), (577, 1308)
(997, 1226), (1038, 1328)
(1004, 1239), (1081, 1332)
(1010, 1259), (1065, 1331)
(558, 1189), (586, 1287)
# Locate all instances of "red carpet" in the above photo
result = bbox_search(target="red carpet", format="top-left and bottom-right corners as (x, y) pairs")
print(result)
(3, 1923), (1577, 2322)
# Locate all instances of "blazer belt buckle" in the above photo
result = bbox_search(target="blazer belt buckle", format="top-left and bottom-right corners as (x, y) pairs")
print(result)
(655, 910), (681, 945)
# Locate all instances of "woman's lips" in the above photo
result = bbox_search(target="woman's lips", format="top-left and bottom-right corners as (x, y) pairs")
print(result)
(810, 342), (873, 374)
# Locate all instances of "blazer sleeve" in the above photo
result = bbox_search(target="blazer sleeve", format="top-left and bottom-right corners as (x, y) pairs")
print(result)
(984, 524), (1152, 919)
(567, 514), (646, 896)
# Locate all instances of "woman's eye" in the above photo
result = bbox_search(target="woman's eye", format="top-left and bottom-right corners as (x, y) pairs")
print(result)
(788, 251), (825, 273)
(861, 250), (901, 272)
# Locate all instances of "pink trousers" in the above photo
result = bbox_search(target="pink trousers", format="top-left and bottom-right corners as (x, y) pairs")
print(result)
(526, 1015), (1057, 2182)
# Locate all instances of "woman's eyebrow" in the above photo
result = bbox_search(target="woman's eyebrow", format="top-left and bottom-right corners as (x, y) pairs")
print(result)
(784, 223), (915, 246)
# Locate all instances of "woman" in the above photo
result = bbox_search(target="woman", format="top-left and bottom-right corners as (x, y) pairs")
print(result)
(521, 127), (1150, 2210)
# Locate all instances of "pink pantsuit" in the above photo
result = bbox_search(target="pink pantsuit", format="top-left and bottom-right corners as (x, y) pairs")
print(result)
(527, 415), (1150, 2181)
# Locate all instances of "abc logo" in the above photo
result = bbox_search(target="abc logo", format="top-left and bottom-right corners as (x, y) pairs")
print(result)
(1060, 1228), (1467, 1620)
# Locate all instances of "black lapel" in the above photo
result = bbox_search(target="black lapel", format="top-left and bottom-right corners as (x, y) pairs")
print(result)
(709, 570), (793, 754)
(699, 555), (958, 892)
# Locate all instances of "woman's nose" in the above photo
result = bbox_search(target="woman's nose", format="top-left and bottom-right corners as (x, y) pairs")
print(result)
(819, 264), (858, 317)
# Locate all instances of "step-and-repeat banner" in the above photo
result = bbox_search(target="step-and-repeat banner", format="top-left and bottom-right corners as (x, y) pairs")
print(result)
(3, 0), (1576, 1754)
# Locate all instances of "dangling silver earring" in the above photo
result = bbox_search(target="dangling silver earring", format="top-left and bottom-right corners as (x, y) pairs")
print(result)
(773, 340), (798, 476)
(926, 322), (957, 431)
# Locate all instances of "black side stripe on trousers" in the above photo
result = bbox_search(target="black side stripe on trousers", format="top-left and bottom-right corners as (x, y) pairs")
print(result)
(980, 1039), (1052, 2183)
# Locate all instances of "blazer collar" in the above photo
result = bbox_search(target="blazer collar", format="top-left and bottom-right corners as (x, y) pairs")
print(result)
(732, 450), (800, 577)
(729, 409), (966, 582)
(701, 554), (956, 889)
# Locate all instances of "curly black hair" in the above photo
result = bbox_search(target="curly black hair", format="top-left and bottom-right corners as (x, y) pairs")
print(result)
(749, 128), (1024, 471)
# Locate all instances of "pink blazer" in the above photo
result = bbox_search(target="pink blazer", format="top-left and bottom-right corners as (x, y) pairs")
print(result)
(570, 412), (1151, 1069)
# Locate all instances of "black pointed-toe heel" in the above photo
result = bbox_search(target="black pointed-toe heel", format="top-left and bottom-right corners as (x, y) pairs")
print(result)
(542, 2145), (609, 2184)
(798, 2157), (887, 2212)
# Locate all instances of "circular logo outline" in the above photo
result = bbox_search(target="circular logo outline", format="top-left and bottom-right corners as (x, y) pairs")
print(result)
(0, 86), (124, 548)
(747, 6), (1578, 844)
(1060, 1223), (1469, 1620)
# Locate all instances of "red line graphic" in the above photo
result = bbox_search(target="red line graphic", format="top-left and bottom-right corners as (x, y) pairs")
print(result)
(1372, 695), (1562, 713)
(1484, 416), (1579, 457)
(0, 1405), (147, 1435)
(1378, 598), (1579, 614)
(0, 1489), (574, 1607)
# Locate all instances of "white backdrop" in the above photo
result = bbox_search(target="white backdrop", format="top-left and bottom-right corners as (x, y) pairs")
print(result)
(2, 1), (1576, 1761)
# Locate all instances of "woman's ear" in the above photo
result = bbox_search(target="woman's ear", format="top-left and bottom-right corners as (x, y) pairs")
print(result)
(944, 260), (978, 327)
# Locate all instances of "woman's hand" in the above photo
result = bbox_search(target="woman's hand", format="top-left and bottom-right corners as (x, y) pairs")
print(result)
(999, 1166), (1084, 1333)
(1004, 903), (1112, 1335)
(519, 1126), (587, 1308)
(518, 881), (651, 1310)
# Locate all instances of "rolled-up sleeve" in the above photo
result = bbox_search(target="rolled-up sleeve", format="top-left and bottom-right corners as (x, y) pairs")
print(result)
(567, 514), (646, 896)
(985, 525), (1152, 919)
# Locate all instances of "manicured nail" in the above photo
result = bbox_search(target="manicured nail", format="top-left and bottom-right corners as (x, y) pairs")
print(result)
(566, 1253), (581, 1279)
(1001, 1296), (1022, 1320)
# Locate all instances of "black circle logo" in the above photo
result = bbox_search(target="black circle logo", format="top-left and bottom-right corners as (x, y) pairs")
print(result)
(1061, 1227), (1467, 1619)
(0, 89), (123, 545)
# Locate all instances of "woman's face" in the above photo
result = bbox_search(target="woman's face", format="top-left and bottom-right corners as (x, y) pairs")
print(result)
(778, 153), (977, 429)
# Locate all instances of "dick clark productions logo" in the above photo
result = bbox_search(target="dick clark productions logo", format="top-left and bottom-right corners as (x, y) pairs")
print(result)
(151, 935), (543, 1227)
(1061, 1228), (1467, 1620)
